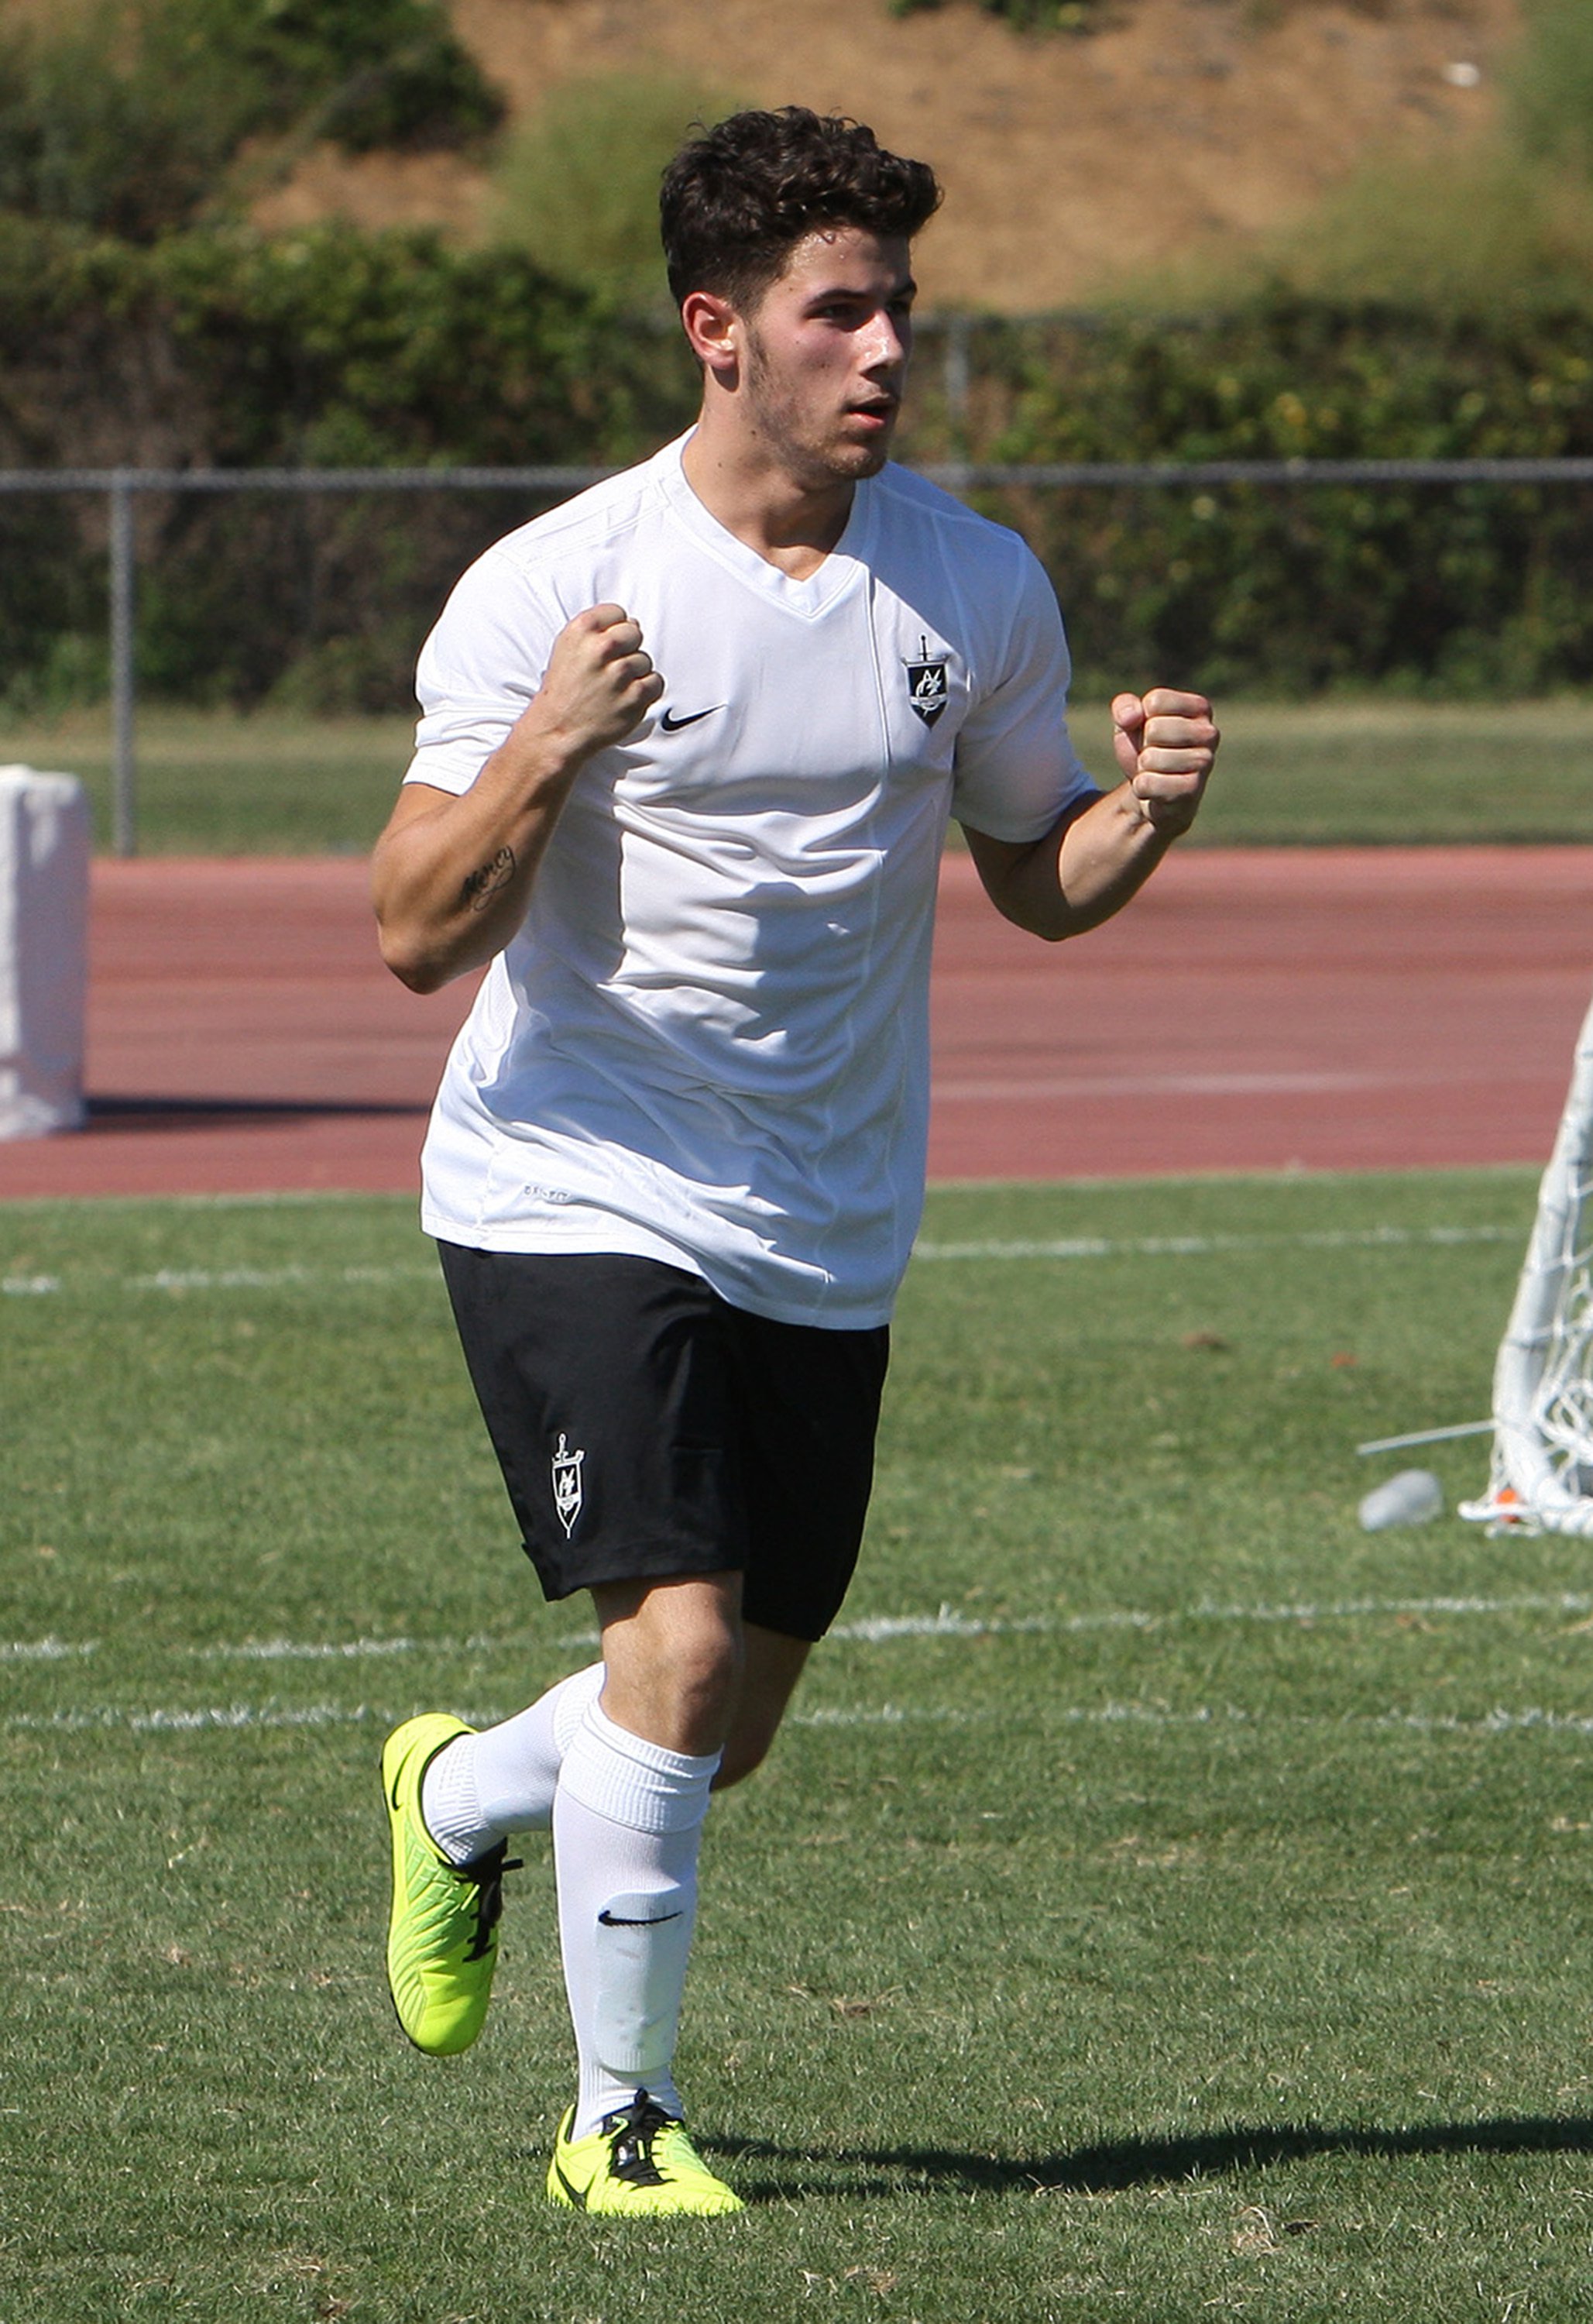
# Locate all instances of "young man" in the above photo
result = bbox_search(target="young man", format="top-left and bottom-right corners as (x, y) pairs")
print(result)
(371, 105), (1217, 2218)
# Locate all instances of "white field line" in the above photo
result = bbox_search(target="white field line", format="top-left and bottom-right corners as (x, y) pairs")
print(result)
(130, 1265), (438, 1292)
(13, 1590), (1593, 1676)
(5, 1703), (379, 1734)
(0, 1224), (1514, 1299)
(0, 1700), (976, 1736)
(830, 1611), (1056, 1642)
(10, 1699), (1593, 1742)
(0, 1264), (437, 1298)
(912, 1225), (1514, 1262)
(191, 1636), (424, 1662)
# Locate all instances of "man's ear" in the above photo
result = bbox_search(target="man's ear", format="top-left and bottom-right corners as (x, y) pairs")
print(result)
(681, 290), (741, 384)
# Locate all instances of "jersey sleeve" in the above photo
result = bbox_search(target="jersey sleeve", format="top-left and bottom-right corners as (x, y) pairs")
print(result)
(949, 543), (1100, 844)
(403, 548), (561, 795)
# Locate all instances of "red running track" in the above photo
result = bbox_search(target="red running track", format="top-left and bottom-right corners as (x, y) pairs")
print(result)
(0, 847), (1588, 1202)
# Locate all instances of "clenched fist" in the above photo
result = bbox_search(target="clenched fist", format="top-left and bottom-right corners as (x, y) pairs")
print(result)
(529, 603), (667, 763)
(1111, 689), (1219, 835)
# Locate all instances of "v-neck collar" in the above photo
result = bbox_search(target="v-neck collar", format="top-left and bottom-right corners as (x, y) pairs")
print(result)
(656, 434), (876, 620)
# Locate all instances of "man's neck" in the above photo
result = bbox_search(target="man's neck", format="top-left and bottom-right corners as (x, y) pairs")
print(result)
(680, 416), (859, 583)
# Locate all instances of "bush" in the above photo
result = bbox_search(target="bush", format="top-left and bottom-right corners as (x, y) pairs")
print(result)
(0, 218), (699, 710)
(891, 0), (1097, 30)
(897, 295), (1593, 696)
(0, 0), (503, 241)
(489, 72), (743, 311)
(5, 218), (1593, 707)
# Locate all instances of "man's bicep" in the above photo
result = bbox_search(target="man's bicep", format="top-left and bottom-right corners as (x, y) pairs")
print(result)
(951, 557), (1093, 841)
(409, 549), (554, 788)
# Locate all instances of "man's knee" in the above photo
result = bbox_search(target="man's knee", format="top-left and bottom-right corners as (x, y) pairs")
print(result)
(657, 1618), (743, 1725)
(595, 1573), (745, 1755)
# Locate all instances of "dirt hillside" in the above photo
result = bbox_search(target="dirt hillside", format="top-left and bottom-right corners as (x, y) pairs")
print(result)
(256, 0), (1523, 311)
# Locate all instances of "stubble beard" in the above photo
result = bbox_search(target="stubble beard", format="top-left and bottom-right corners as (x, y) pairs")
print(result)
(743, 328), (896, 490)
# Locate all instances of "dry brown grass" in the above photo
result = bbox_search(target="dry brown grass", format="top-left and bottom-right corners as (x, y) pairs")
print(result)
(250, 0), (1526, 311)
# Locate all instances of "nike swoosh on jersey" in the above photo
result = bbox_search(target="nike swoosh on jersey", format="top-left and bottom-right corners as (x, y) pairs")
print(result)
(659, 705), (723, 732)
(597, 1909), (685, 1927)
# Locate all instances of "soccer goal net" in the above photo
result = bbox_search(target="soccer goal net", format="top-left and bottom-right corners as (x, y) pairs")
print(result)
(1461, 988), (1593, 1535)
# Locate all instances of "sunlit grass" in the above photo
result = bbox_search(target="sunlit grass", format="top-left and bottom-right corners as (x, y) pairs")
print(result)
(1083, 139), (1593, 318)
(7, 1171), (1593, 2319)
(5, 696), (1591, 854)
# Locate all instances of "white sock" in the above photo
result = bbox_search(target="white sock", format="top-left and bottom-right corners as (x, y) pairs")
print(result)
(553, 1700), (719, 2138)
(421, 1663), (605, 1864)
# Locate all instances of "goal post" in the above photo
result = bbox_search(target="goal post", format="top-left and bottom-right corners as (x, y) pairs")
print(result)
(0, 767), (90, 1140)
(1461, 985), (1593, 1535)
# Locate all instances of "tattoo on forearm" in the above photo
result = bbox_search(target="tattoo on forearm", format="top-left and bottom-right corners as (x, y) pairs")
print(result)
(461, 847), (516, 913)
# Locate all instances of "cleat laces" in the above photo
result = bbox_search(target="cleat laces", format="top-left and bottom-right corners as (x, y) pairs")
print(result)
(453, 1843), (522, 1961)
(603, 2092), (676, 2187)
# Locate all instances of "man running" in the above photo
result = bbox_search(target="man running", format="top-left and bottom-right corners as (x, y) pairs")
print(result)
(371, 104), (1218, 2218)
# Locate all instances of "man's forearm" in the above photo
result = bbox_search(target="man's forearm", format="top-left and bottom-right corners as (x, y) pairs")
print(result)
(370, 735), (584, 993)
(980, 783), (1184, 942)
(373, 601), (668, 993)
(968, 686), (1217, 941)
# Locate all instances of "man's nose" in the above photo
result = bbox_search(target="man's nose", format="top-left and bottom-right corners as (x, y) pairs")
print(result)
(863, 311), (909, 370)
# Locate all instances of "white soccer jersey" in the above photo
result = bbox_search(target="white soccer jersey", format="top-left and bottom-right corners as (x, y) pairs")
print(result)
(406, 435), (1097, 1329)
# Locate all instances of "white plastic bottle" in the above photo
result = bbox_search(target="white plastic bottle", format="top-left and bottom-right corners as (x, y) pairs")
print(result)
(1358, 1468), (1444, 1531)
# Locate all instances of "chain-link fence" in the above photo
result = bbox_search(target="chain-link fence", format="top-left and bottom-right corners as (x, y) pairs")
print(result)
(5, 454), (1593, 854)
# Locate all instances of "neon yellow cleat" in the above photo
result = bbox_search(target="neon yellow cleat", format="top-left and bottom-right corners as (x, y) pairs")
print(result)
(547, 2092), (744, 2217)
(381, 1713), (517, 2057)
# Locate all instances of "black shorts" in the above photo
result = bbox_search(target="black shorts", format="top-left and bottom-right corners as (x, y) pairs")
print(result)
(437, 1246), (890, 1642)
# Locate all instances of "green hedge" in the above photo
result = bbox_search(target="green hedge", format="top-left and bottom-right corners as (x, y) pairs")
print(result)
(904, 297), (1593, 695)
(0, 218), (699, 709)
(2, 227), (1591, 708)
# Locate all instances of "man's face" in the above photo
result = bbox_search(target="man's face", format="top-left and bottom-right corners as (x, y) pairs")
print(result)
(736, 226), (915, 487)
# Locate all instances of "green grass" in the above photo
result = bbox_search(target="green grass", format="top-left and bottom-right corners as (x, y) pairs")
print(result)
(0, 706), (414, 856)
(1178, 697), (1593, 848)
(1070, 696), (1593, 849)
(8, 1167), (1593, 2318)
(2, 696), (1591, 857)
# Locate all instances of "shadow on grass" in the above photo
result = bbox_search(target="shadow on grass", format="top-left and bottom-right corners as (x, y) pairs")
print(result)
(87, 1095), (424, 1130)
(714, 2114), (1593, 2204)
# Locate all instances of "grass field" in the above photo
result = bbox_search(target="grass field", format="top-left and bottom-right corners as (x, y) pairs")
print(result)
(7, 1167), (1593, 2319)
(2, 698), (1589, 854)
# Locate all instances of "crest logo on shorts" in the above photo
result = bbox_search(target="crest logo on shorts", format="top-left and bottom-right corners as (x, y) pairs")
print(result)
(551, 1432), (585, 1538)
(904, 636), (949, 727)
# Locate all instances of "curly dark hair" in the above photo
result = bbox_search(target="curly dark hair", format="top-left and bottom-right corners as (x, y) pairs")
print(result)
(660, 106), (942, 313)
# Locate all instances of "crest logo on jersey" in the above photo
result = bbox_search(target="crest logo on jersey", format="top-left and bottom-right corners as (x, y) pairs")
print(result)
(904, 636), (950, 727)
(551, 1432), (585, 1538)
